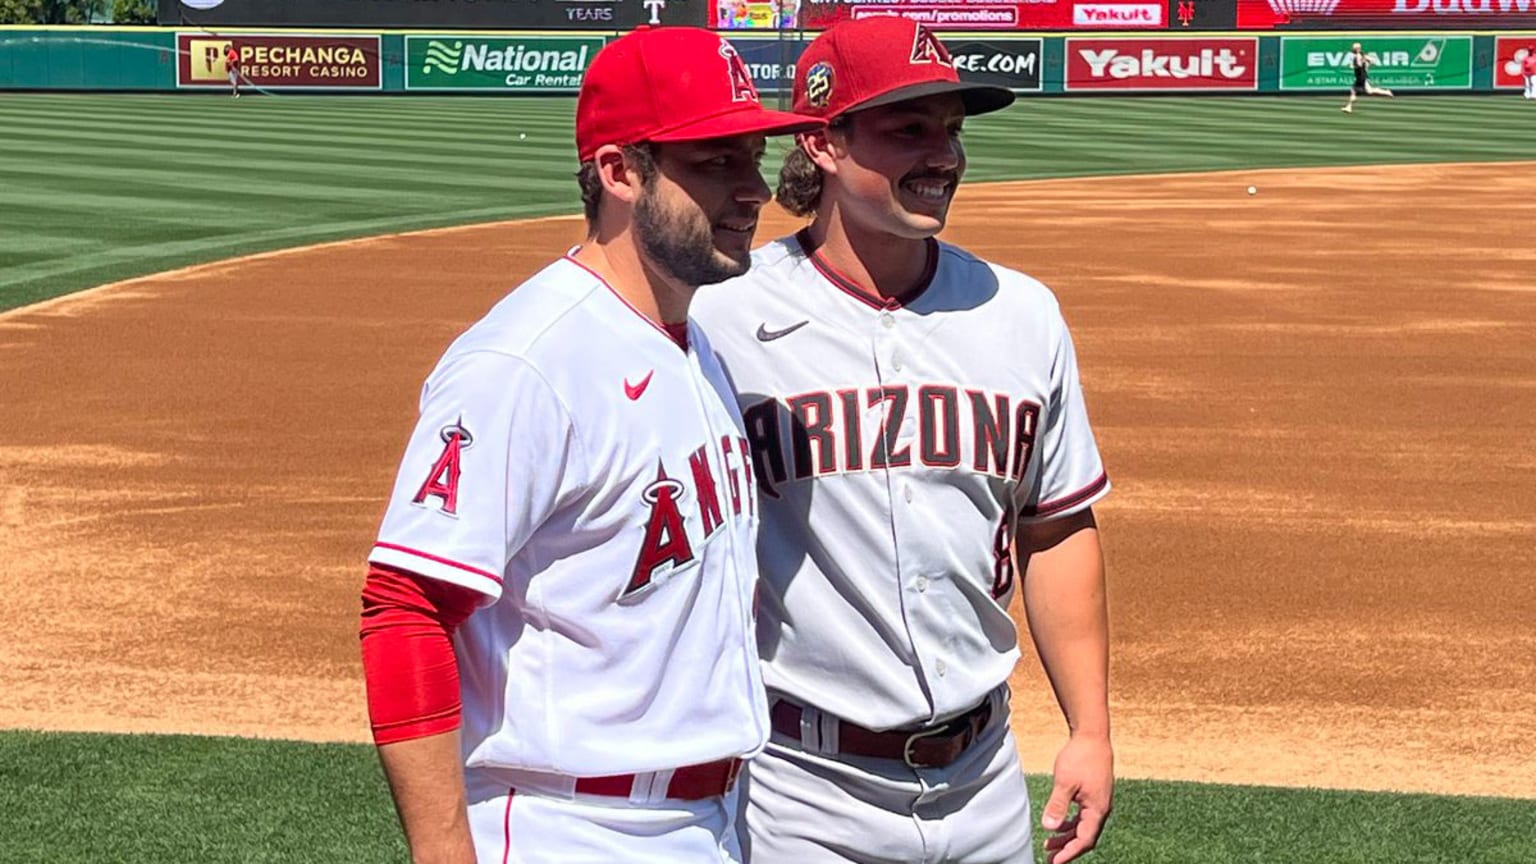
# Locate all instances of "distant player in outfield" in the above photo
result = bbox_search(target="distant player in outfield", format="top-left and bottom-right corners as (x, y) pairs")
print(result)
(1522, 45), (1536, 101)
(225, 43), (241, 98)
(1342, 42), (1393, 114)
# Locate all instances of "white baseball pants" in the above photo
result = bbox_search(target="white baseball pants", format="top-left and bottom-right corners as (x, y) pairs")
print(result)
(739, 689), (1034, 864)
(466, 773), (743, 864)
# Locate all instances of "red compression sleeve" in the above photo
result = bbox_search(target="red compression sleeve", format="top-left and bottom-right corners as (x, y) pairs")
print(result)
(359, 564), (482, 745)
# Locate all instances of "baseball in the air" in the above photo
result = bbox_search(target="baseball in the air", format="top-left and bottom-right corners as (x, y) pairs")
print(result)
(1247, 185), (1257, 196)
(519, 133), (527, 140)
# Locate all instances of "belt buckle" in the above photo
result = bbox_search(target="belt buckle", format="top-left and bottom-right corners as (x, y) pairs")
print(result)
(902, 723), (953, 769)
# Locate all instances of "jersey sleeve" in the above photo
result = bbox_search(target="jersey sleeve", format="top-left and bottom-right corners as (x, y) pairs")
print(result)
(368, 349), (581, 602)
(1018, 310), (1110, 523)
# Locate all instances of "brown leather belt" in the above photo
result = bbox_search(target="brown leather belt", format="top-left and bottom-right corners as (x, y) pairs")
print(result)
(770, 698), (993, 769)
(572, 757), (743, 800)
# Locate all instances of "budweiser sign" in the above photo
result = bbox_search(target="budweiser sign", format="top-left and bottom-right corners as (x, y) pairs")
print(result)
(1066, 38), (1259, 91)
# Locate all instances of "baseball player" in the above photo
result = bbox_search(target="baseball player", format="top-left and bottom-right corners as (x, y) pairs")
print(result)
(1522, 45), (1536, 100)
(224, 43), (240, 98)
(1342, 42), (1393, 113)
(358, 27), (819, 864)
(691, 18), (1113, 864)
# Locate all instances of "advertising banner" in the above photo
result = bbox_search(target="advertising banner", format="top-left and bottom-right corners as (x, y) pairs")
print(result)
(1278, 36), (1472, 90)
(947, 38), (1043, 91)
(177, 33), (381, 90)
(711, 0), (1165, 30)
(162, 0), (705, 30)
(1065, 37), (1258, 91)
(1493, 35), (1536, 88)
(726, 38), (807, 92)
(727, 35), (1040, 93)
(1240, 0), (1536, 27)
(405, 36), (605, 92)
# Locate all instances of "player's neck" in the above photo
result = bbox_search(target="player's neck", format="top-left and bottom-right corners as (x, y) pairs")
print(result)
(570, 232), (694, 329)
(806, 213), (932, 301)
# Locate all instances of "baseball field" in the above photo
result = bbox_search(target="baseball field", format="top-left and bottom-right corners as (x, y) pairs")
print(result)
(2, 92), (1534, 862)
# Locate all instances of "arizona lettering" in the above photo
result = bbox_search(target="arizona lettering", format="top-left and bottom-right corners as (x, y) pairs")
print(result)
(743, 385), (1039, 498)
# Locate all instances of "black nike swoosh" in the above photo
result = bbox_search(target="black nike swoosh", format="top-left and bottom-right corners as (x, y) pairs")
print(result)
(756, 321), (810, 342)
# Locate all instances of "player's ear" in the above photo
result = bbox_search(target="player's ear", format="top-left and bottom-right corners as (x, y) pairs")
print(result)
(594, 144), (643, 206)
(799, 127), (840, 176)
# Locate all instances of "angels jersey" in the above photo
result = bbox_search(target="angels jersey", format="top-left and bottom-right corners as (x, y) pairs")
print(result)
(369, 254), (767, 777)
(690, 233), (1109, 731)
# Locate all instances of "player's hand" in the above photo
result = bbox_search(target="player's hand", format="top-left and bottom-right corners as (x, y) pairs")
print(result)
(1040, 733), (1114, 864)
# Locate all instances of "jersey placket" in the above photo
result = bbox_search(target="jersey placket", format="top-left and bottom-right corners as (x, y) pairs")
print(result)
(681, 348), (768, 745)
(870, 303), (946, 718)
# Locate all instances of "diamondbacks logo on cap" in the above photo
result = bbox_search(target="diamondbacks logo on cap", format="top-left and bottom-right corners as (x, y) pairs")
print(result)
(719, 41), (759, 103)
(909, 25), (954, 68)
(804, 61), (834, 109)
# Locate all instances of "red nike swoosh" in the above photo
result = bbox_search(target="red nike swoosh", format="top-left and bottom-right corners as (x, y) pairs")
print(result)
(624, 371), (654, 400)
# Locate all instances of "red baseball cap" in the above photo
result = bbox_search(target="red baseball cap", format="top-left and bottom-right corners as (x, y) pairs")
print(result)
(792, 18), (1015, 119)
(576, 27), (822, 161)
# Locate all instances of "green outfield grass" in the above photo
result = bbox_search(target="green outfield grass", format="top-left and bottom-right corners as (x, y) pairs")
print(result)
(1, 730), (1532, 863)
(3, 91), (1535, 861)
(2, 92), (1533, 311)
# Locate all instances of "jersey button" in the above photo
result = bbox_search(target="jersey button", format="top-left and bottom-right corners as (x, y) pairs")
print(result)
(904, 485), (913, 503)
(915, 576), (929, 593)
(892, 356), (903, 372)
(936, 658), (947, 677)
(880, 312), (894, 328)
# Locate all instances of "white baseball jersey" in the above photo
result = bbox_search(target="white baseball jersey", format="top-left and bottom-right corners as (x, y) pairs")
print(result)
(690, 233), (1109, 731)
(369, 254), (767, 777)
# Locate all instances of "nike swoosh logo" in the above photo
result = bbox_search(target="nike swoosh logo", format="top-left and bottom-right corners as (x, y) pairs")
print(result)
(756, 320), (810, 342)
(624, 371), (654, 401)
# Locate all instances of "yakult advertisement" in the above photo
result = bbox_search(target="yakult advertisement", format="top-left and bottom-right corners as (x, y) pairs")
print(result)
(1065, 37), (1260, 91)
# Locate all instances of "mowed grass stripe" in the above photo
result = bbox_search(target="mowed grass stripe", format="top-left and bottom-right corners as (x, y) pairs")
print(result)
(1, 730), (1531, 864)
(0, 96), (584, 307)
(4, 94), (1534, 310)
(0, 199), (577, 294)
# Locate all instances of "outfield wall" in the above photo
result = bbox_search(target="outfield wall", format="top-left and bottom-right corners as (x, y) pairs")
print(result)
(1, 27), (1532, 94)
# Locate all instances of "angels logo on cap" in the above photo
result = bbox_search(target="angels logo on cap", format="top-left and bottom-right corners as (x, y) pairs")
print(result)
(720, 41), (758, 103)
(803, 62), (834, 109)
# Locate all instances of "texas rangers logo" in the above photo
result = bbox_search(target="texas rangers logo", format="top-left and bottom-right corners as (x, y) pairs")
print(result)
(719, 41), (759, 103)
(803, 61), (835, 109)
(909, 25), (954, 68)
(413, 421), (472, 516)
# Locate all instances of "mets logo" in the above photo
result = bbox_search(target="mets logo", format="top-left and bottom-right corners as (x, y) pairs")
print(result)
(804, 61), (834, 109)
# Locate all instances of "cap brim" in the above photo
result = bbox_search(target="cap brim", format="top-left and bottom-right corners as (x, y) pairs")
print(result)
(649, 105), (825, 145)
(845, 80), (1016, 118)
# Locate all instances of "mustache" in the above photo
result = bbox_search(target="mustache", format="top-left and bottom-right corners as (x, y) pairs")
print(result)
(899, 170), (960, 185)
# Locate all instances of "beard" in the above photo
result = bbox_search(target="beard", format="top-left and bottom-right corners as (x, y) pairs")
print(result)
(634, 186), (752, 288)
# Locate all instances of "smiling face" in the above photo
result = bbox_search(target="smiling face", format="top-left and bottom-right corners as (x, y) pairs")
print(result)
(823, 93), (967, 240)
(633, 134), (771, 286)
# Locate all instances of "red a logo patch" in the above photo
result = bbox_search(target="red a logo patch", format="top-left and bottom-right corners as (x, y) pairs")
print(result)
(909, 26), (954, 68)
(626, 463), (695, 596)
(413, 423), (473, 515)
(720, 40), (760, 103)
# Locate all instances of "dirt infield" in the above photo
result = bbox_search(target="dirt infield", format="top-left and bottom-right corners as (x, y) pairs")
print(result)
(2, 164), (1533, 799)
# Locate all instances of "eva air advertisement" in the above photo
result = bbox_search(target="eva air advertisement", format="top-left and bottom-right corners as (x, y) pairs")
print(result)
(1278, 37), (1473, 91)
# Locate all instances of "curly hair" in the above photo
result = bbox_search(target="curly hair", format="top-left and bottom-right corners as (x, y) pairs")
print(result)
(773, 119), (850, 219)
(576, 143), (658, 225)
